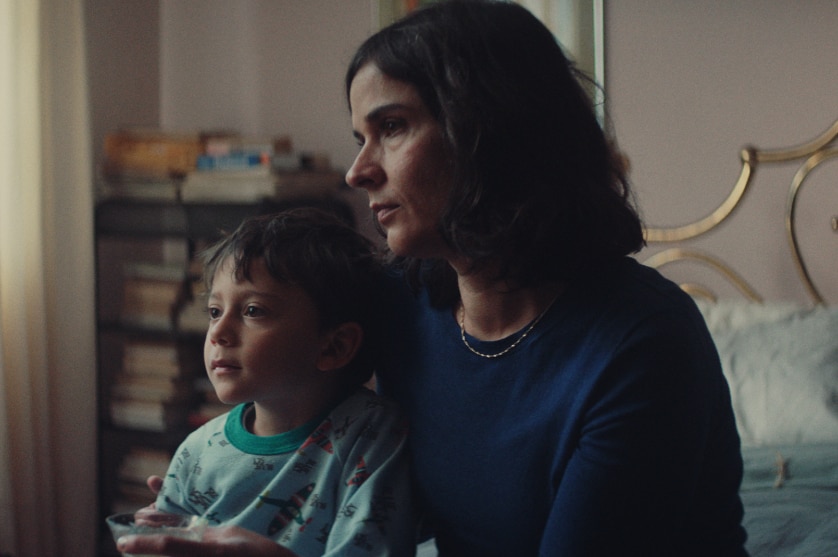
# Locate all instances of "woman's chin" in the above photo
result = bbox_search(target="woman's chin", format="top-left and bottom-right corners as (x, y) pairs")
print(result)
(385, 231), (446, 260)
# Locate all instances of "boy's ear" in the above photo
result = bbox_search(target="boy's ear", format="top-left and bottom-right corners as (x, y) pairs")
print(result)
(317, 322), (363, 372)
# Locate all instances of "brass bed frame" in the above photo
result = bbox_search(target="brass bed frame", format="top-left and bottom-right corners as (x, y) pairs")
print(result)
(642, 119), (838, 305)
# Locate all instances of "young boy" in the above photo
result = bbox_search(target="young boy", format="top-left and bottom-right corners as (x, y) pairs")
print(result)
(152, 208), (416, 556)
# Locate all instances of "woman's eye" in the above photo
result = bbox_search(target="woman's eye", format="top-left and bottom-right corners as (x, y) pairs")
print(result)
(382, 119), (403, 135)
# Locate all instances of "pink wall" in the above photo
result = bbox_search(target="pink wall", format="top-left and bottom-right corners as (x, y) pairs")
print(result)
(93, 1), (837, 304)
(605, 1), (838, 304)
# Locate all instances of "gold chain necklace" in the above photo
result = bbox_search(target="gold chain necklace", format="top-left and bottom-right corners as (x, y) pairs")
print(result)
(459, 296), (558, 359)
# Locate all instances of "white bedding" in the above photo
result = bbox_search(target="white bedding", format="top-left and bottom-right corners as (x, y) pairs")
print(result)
(741, 443), (838, 556)
(695, 300), (838, 447)
(699, 301), (838, 556)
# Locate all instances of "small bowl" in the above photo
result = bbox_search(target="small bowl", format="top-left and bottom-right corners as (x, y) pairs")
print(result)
(105, 511), (207, 556)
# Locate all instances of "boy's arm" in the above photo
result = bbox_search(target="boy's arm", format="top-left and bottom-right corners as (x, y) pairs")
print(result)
(153, 443), (199, 516)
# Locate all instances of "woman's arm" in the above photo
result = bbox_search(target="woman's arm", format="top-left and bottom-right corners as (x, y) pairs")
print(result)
(117, 523), (300, 557)
(114, 476), (298, 557)
(538, 316), (744, 556)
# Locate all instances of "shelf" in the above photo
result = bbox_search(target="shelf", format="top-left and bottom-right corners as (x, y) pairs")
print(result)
(95, 195), (355, 238)
(95, 198), (272, 238)
(97, 320), (206, 341)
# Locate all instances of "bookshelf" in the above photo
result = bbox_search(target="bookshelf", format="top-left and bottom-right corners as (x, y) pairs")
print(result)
(94, 192), (354, 556)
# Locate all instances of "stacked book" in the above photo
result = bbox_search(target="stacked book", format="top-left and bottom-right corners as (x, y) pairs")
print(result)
(188, 377), (228, 428)
(181, 133), (277, 202)
(176, 290), (210, 335)
(108, 338), (198, 432)
(120, 263), (188, 331)
(98, 129), (202, 201)
(111, 447), (172, 514)
(98, 128), (347, 204)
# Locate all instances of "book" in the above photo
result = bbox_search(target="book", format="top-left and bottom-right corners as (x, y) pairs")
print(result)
(174, 274), (209, 334)
(97, 178), (181, 202)
(118, 447), (172, 484)
(187, 402), (228, 428)
(111, 487), (156, 516)
(109, 399), (188, 432)
(103, 129), (201, 181)
(122, 339), (181, 378)
(180, 167), (276, 203)
(120, 263), (187, 331)
(110, 374), (191, 403)
(179, 167), (345, 203)
(187, 378), (227, 427)
(112, 447), (171, 514)
(196, 150), (270, 171)
(274, 170), (345, 198)
(176, 297), (209, 335)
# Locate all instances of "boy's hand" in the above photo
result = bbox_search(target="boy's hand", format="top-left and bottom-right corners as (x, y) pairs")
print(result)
(147, 474), (164, 497)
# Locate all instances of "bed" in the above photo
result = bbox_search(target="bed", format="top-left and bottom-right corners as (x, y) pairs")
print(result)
(642, 119), (838, 556)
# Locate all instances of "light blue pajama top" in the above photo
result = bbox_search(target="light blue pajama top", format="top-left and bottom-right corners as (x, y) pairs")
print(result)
(156, 387), (417, 557)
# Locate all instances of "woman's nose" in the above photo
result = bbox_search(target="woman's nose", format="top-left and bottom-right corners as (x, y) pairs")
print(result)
(345, 145), (384, 190)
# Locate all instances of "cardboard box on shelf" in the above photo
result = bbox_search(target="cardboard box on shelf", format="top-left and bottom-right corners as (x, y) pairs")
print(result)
(103, 129), (202, 180)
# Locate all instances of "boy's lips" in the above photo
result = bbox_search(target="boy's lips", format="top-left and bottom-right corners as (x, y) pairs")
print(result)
(211, 359), (241, 374)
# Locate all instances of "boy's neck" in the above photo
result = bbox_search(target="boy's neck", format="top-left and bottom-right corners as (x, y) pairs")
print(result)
(248, 384), (351, 436)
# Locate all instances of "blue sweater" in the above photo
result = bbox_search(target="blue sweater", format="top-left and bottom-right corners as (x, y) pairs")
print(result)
(377, 257), (747, 556)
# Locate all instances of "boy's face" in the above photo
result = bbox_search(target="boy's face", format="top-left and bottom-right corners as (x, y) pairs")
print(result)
(204, 257), (328, 408)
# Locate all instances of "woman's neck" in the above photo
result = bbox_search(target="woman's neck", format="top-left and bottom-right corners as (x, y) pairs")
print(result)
(455, 273), (564, 342)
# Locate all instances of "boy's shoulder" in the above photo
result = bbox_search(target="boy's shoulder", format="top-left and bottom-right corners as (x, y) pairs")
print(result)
(309, 388), (407, 455)
(329, 387), (404, 423)
(170, 408), (232, 457)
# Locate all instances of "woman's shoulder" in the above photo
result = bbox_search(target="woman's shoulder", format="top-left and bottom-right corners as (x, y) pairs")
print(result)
(554, 257), (709, 347)
(576, 257), (699, 315)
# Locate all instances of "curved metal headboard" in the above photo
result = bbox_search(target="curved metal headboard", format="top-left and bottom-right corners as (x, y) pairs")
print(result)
(642, 119), (838, 305)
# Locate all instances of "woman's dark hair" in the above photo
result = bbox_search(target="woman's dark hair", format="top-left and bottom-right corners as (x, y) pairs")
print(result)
(346, 0), (644, 307)
(202, 207), (383, 386)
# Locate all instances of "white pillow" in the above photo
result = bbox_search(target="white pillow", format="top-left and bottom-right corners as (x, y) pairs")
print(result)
(693, 298), (806, 335)
(696, 300), (838, 447)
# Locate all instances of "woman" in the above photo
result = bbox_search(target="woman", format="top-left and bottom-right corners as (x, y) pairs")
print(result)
(344, 1), (746, 556)
(120, 1), (747, 556)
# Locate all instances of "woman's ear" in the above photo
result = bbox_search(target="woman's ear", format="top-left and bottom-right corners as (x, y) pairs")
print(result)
(316, 322), (363, 372)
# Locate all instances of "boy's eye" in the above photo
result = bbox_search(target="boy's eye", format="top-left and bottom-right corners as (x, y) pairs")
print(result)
(244, 305), (264, 317)
(207, 307), (221, 319)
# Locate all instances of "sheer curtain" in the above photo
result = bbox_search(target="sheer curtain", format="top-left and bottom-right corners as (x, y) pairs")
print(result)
(515, 0), (604, 110)
(0, 0), (96, 556)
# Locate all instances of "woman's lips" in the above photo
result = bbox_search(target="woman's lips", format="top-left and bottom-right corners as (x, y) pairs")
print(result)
(372, 203), (399, 225)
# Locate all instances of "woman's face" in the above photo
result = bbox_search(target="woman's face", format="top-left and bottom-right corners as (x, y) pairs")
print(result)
(346, 63), (453, 259)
